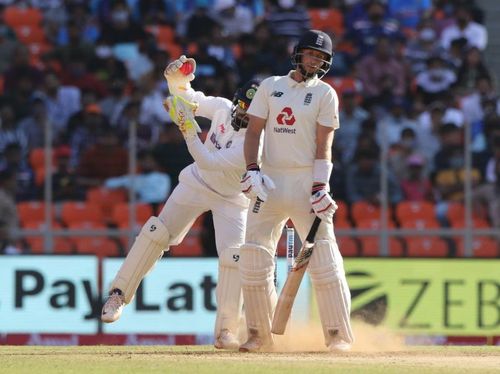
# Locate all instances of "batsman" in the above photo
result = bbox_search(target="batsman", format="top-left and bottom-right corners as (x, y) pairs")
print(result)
(239, 30), (354, 352)
(101, 55), (261, 350)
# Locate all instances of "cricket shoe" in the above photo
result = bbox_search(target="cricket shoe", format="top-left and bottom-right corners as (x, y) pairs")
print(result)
(214, 329), (239, 350)
(328, 338), (352, 352)
(239, 331), (274, 353)
(101, 289), (125, 323)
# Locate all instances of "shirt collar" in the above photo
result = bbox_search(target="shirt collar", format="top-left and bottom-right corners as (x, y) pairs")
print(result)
(286, 70), (320, 88)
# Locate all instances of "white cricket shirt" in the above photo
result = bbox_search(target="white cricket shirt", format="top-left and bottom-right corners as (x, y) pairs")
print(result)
(247, 71), (340, 168)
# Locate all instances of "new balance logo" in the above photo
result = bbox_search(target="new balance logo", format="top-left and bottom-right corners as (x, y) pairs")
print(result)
(271, 91), (284, 97)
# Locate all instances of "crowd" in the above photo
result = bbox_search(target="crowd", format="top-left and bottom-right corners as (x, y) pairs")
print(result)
(0, 0), (499, 256)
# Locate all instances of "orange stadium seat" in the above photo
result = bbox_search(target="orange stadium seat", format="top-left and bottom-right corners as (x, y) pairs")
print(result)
(338, 236), (359, 257)
(359, 237), (404, 257)
(146, 25), (176, 44)
(72, 237), (120, 257)
(455, 237), (499, 258)
(111, 202), (153, 227)
(29, 148), (55, 170)
(406, 238), (449, 257)
(400, 218), (441, 242)
(17, 201), (56, 225)
(86, 187), (127, 222)
(308, 8), (345, 37)
(60, 201), (105, 226)
(3, 6), (43, 27)
(395, 201), (435, 223)
(169, 234), (203, 257)
(334, 200), (349, 222)
(23, 221), (73, 254)
(351, 201), (381, 224)
(446, 202), (464, 224)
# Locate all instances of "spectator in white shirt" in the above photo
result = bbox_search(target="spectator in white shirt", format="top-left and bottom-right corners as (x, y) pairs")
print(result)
(440, 4), (487, 51)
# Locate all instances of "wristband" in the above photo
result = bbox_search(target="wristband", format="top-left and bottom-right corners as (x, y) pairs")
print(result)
(246, 163), (260, 171)
(313, 159), (333, 184)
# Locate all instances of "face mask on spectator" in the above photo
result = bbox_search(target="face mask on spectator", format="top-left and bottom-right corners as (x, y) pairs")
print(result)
(112, 10), (129, 23)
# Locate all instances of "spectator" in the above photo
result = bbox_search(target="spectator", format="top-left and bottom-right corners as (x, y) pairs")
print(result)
(33, 71), (82, 135)
(400, 153), (434, 201)
(460, 76), (499, 125)
(99, 76), (130, 126)
(104, 149), (171, 205)
(387, 0), (432, 30)
(455, 46), (492, 96)
(18, 98), (50, 150)
(356, 36), (407, 110)
(265, 0), (311, 41)
(336, 90), (370, 164)
(472, 159), (500, 229)
(415, 55), (456, 105)
(404, 26), (444, 74)
(376, 96), (418, 147)
(182, 6), (219, 42)
(346, 148), (403, 205)
(0, 143), (35, 201)
(484, 135), (500, 183)
(440, 3), (487, 51)
(51, 145), (84, 202)
(98, 0), (148, 44)
(0, 101), (28, 157)
(388, 127), (426, 180)
(3, 44), (44, 95)
(77, 125), (129, 188)
(212, 0), (254, 40)
(0, 24), (17, 74)
(0, 167), (20, 251)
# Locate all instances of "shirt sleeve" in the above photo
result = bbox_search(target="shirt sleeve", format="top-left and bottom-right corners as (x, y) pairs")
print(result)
(185, 136), (245, 171)
(317, 86), (340, 129)
(177, 89), (232, 121)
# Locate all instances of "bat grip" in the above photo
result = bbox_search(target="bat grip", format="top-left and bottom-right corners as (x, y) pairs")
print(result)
(305, 216), (321, 243)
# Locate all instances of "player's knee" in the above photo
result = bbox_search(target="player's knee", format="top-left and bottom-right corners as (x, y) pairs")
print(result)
(308, 240), (344, 284)
(138, 216), (170, 249)
(218, 246), (240, 269)
(239, 243), (275, 285)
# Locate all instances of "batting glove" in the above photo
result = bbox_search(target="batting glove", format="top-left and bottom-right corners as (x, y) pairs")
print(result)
(163, 95), (201, 140)
(241, 166), (276, 202)
(164, 55), (196, 95)
(310, 184), (338, 223)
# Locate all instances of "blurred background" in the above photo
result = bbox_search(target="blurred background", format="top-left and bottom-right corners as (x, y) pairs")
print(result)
(0, 0), (498, 346)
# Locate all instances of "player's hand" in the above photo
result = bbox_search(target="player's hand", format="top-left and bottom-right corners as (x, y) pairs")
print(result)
(164, 55), (196, 83)
(310, 186), (337, 223)
(163, 95), (201, 140)
(241, 170), (275, 202)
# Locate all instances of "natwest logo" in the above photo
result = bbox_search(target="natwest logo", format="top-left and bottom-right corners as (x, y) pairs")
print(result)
(276, 107), (295, 126)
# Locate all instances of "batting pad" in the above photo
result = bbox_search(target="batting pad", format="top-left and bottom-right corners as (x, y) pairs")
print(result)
(110, 216), (170, 303)
(214, 247), (243, 338)
(239, 244), (277, 341)
(308, 240), (354, 345)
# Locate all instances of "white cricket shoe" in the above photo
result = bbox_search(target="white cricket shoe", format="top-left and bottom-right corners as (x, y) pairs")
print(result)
(239, 331), (274, 353)
(328, 338), (352, 352)
(214, 329), (239, 350)
(101, 291), (125, 323)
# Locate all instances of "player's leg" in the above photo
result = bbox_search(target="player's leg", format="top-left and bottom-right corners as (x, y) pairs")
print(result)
(211, 202), (247, 349)
(102, 184), (207, 322)
(293, 216), (354, 350)
(239, 199), (288, 352)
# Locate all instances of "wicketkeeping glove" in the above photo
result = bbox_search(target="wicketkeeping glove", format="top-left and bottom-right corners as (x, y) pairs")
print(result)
(163, 55), (196, 95)
(163, 95), (201, 140)
(241, 169), (276, 202)
(310, 184), (338, 223)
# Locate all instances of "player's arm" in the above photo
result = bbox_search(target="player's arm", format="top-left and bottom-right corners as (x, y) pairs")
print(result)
(244, 114), (266, 167)
(186, 137), (244, 171)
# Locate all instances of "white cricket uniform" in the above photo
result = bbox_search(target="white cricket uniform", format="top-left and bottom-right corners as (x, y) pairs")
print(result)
(158, 90), (249, 250)
(245, 71), (340, 247)
(241, 71), (354, 347)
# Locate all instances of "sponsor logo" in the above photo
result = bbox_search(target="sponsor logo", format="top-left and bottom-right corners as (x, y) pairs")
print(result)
(210, 133), (222, 149)
(276, 107), (295, 126)
(225, 140), (232, 148)
(271, 91), (284, 97)
(304, 93), (312, 105)
(218, 124), (225, 133)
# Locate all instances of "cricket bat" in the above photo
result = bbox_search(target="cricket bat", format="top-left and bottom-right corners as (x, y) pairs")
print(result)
(272, 216), (321, 335)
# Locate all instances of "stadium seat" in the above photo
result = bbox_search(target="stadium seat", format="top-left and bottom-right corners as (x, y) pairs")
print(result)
(455, 237), (498, 257)
(60, 201), (105, 226)
(17, 201), (56, 226)
(111, 203), (154, 227)
(169, 234), (203, 257)
(86, 187), (127, 222)
(3, 6), (43, 27)
(23, 221), (73, 254)
(146, 25), (175, 44)
(400, 218), (441, 242)
(351, 201), (383, 224)
(359, 237), (404, 257)
(28, 148), (55, 171)
(334, 200), (349, 222)
(446, 202), (464, 224)
(338, 236), (359, 257)
(308, 8), (344, 37)
(406, 238), (449, 257)
(72, 237), (120, 257)
(334, 218), (353, 229)
(395, 201), (435, 223)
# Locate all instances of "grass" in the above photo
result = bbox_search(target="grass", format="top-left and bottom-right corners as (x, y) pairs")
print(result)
(1, 346), (499, 374)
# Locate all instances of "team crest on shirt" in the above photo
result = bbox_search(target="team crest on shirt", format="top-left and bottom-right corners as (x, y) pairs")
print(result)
(304, 93), (312, 105)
